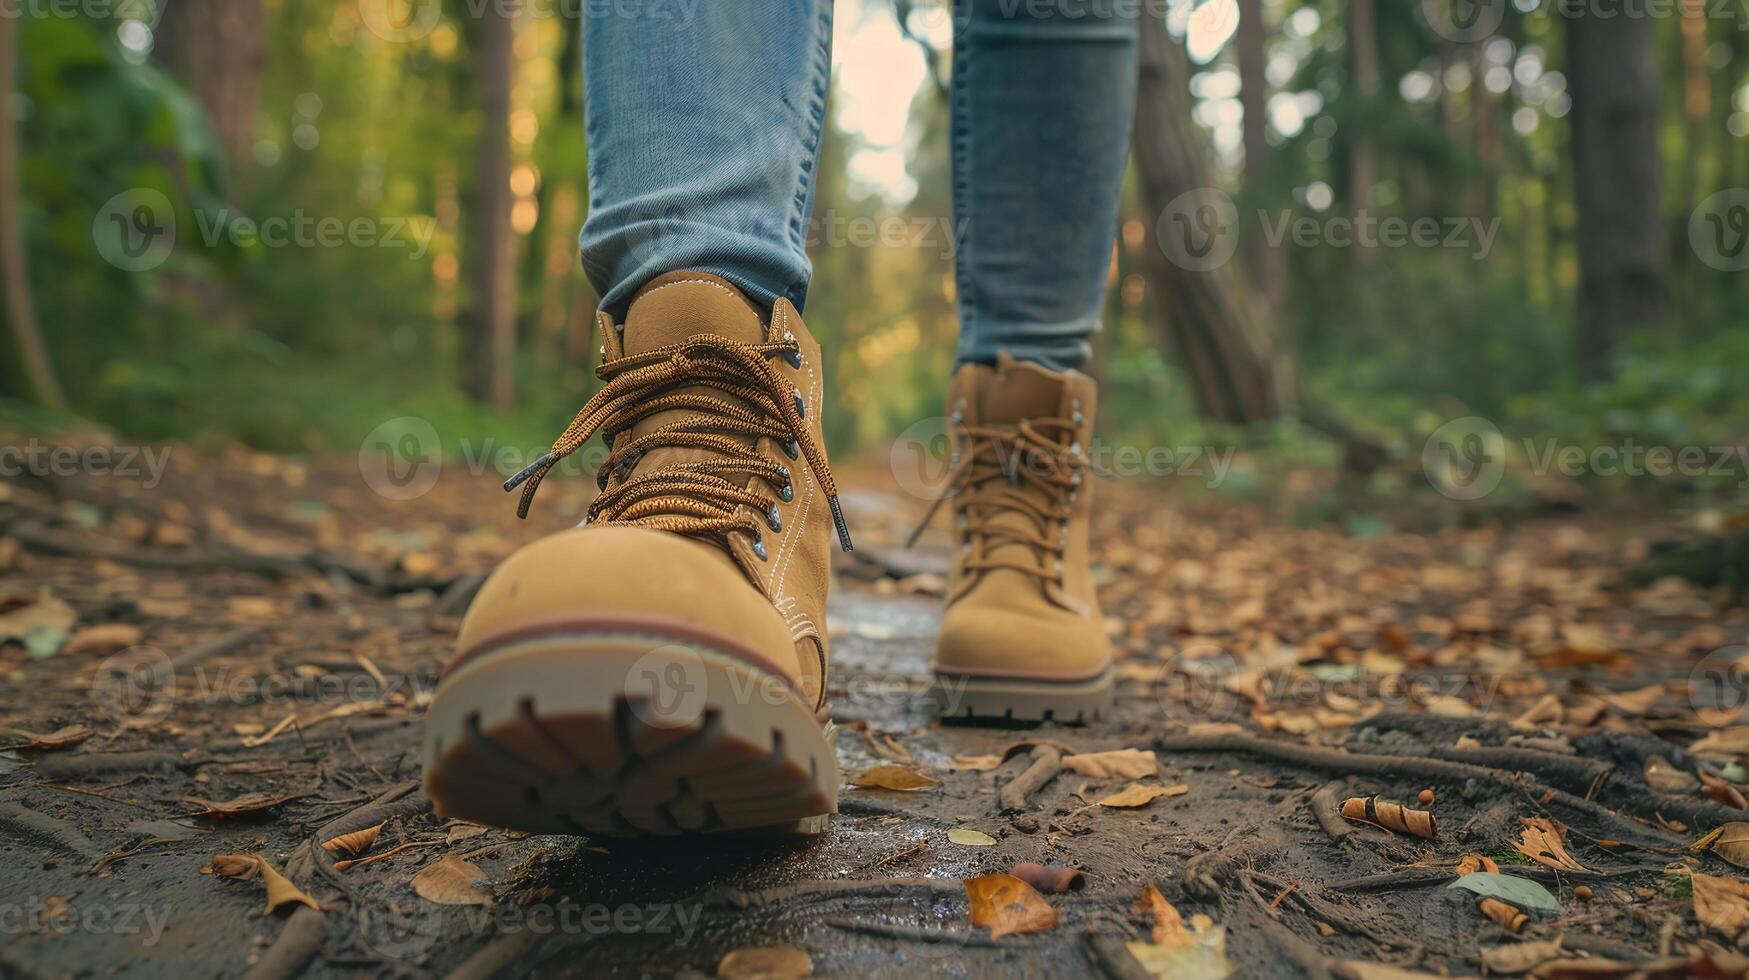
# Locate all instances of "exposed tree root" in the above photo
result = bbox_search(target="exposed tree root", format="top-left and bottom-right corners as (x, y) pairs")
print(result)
(1000, 746), (1064, 813)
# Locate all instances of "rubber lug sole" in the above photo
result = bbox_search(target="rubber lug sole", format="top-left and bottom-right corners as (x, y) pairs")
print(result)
(422, 633), (838, 836)
(931, 668), (1114, 725)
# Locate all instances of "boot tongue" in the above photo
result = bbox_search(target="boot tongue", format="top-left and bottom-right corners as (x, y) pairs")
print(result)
(621, 272), (769, 355)
(976, 353), (1067, 424)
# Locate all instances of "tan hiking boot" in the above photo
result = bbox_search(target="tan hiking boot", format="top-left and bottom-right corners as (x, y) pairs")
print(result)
(422, 271), (850, 836)
(925, 353), (1112, 723)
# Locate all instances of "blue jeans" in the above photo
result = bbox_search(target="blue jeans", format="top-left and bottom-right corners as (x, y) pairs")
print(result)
(578, 0), (1138, 371)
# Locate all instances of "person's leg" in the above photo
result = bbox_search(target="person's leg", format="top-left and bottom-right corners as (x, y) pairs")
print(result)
(931, 0), (1138, 725)
(426, 2), (850, 837)
(579, 0), (835, 318)
(950, 0), (1139, 369)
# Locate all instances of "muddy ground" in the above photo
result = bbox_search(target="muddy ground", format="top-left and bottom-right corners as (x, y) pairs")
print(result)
(2, 440), (1747, 979)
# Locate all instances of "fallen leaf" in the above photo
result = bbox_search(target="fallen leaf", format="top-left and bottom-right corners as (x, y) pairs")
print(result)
(1332, 962), (1450, 980)
(847, 765), (938, 792)
(963, 874), (1058, 939)
(0, 724), (91, 750)
(208, 853), (320, 914)
(1060, 748), (1157, 780)
(1132, 883), (1184, 944)
(1455, 854), (1499, 876)
(1009, 862), (1084, 894)
(1701, 770), (1748, 810)
(1478, 896), (1526, 931)
(1597, 684), (1662, 716)
(1512, 817), (1588, 872)
(716, 945), (813, 979)
(64, 624), (143, 657)
(948, 828), (997, 846)
(182, 792), (306, 819)
(410, 854), (492, 907)
(1445, 872), (1560, 913)
(1693, 872), (1749, 940)
(321, 822), (383, 856)
(1709, 823), (1749, 869)
(0, 590), (76, 658)
(1688, 727), (1749, 763)
(1480, 937), (1563, 973)
(1644, 755), (1699, 794)
(951, 754), (1002, 772)
(1097, 783), (1189, 809)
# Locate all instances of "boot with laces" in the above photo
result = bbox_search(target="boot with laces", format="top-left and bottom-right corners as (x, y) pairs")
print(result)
(923, 353), (1111, 723)
(422, 271), (851, 836)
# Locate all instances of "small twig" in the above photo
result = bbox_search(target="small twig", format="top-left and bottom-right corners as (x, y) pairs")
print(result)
(999, 746), (1063, 813)
(332, 839), (445, 872)
(242, 905), (326, 980)
(1310, 781), (1354, 842)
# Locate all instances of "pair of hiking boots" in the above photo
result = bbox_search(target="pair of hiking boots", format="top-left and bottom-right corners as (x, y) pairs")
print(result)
(421, 273), (1111, 836)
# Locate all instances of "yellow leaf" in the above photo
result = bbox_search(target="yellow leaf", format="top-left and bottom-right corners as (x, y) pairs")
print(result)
(410, 854), (492, 907)
(209, 853), (320, 914)
(1097, 783), (1189, 809)
(963, 874), (1058, 939)
(948, 828), (997, 846)
(847, 765), (938, 792)
(1060, 748), (1157, 780)
(1714, 824), (1749, 870)
(1132, 883), (1186, 945)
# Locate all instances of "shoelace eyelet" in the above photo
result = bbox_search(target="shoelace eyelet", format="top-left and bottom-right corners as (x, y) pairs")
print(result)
(766, 504), (783, 533)
(783, 439), (800, 460)
(793, 389), (807, 419)
(752, 538), (769, 561)
(777, 467), (794, 502)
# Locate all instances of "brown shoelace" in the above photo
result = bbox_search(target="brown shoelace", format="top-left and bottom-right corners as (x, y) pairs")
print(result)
(504, 334), (852, 557)
(906, 417), (1086, 586)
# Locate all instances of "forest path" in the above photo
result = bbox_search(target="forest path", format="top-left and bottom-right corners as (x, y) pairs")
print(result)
(0, 441), (1743, 979)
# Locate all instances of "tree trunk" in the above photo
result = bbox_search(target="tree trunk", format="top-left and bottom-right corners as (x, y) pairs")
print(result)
(1235, 0), (1284, 313)
(1133, 13), (1289, 425)
(0, 14), (67, 410)
(1346, 0), (1379, 217)
(464, 3), (517, 412)
(1565, 5), (1669, 381)
(154, 0), (264, 176)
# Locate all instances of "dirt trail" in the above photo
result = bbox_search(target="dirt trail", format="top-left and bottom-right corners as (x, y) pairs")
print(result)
(1, 444), (1746, 978)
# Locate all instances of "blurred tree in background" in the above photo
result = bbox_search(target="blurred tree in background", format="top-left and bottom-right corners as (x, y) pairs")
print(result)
(1, 0), (1745, 512)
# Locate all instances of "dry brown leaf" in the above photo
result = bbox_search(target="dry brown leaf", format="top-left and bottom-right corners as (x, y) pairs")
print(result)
(1513, 694), (1563, 728)
(1708, 823), (1749, 869)
(64, 623), (143, 656)
(0, 724), (92, 750)
(1060, 748), (1157, 780)
(1512, 817), (1588, 872)
(1688, 727), (1749, 763)
(410, 854), (492, 907)
(1132, 883), (1185, 944)
(1456, 854), (1499, 876)
(963, 873), (1058, 939)
(1701, 770), (1749, 810)
(1097, 783), (1189, 809)
(948, 828), (997, 846)
(1479, 937), (1563, 974)
(182, 791), (306, 819)
(716, 945), (813, 979)
(847, 765), (938, 791)
(208, 853), (320, 914)
(321, 822), (383, 856)
(1692, 872), (1749, 940)
(1643, 756), (1698, 794)
(950, 754), (1003, 772)
(1597, 684), (1663, 716)
(0, 591), (76, 646)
